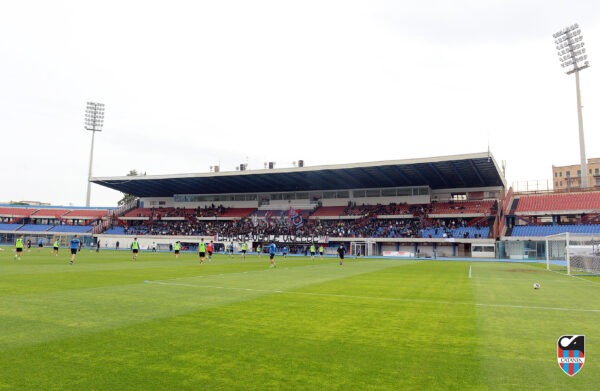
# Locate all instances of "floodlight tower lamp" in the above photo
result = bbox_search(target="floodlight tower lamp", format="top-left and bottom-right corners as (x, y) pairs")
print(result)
(553, 23), (591, 188)
(84, 102), (105, 206)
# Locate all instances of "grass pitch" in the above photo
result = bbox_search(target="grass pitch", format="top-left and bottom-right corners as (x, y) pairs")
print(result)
(1, 248), (599, 390)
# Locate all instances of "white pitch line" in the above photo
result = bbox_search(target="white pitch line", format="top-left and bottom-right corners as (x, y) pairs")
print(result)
(147, 259), (406, 284)
(549, 269), (600, 286)
(144, 280), (600, 313)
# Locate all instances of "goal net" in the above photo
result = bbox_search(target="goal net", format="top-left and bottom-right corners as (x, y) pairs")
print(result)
(545, 232), (600, 276)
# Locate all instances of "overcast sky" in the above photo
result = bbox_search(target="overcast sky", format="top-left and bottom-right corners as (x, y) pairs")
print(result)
(1, 0), (599, 207)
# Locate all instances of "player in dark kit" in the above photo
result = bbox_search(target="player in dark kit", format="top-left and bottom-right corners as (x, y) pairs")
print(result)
(337, 244), (346, 265)
(70, 235), (81, 265)
(269, 242), (277, 268)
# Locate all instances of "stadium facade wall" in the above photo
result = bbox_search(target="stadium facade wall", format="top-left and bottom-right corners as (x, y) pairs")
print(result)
(139, 196), (433, 209)
(431, 187), (502, 202)
(138, 186), (502, 210)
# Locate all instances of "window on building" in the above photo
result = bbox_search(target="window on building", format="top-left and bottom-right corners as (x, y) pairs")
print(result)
(559, 172), (563, 177)
(381, 188), (396, 197)
(577, 170), (581, 176)
(397, 188), (412, 196)
(566, 171), (570, 177)
(366, 189), (380, 197)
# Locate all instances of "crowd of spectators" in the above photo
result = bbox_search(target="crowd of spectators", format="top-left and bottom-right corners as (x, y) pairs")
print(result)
(110, 203), (493, 239)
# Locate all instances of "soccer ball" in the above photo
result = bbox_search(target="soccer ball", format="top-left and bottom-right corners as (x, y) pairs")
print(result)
(533, 283), (540, 289)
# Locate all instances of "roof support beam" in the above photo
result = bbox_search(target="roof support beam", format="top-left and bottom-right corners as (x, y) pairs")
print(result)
(426, 163), (449, 188)
(468, 159), (486, 185)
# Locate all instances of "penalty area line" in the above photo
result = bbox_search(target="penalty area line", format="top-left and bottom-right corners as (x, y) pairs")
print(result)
(549, 269), (600, 286)
(142, 280), (600, 313)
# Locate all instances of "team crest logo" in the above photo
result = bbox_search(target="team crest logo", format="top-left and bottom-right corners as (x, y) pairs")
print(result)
(557, 335), (585, 376)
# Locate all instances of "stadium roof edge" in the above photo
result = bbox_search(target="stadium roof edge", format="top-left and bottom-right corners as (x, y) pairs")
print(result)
(91, 152), (506, 197)
(92, 152), (495, 181)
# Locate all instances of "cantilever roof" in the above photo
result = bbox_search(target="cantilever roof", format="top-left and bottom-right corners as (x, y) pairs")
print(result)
(92, 152), (506, 198)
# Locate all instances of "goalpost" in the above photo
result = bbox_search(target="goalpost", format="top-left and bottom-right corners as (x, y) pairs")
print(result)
(545, 232), (600, 276)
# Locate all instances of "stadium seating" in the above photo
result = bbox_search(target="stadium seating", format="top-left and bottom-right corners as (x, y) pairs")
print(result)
(0, 223), (23, 231)
(511, 224), (600, 237)
(515, 192), (600, 213)
(0, 205), (112, 234)
(49, 225), (92, 233)
(104, 226), (127, 235)
(428, 200), (495, 216)
(30, 209), (69, 219)
(97, 201), (497, 239)
(62, 209), (109, 219)
(18, 224), (54, 232)
(123, 208), (155, 218)
(0, 207), (37, 218)
(311, 206), (355, 218)
(219, 208), (256, 218)
(421, 226), (490, 239)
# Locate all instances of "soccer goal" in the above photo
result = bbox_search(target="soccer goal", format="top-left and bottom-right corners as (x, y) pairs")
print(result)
(545, 232), (600, 276)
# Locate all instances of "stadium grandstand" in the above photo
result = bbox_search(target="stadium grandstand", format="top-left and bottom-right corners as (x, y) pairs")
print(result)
(5, 151), (600, 260)
(88, 152), (506, 258)
(0, 205), (117, 247)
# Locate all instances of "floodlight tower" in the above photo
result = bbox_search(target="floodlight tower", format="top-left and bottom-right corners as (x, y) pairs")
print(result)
(553, 24), (590, 188)
(84, 101), (105, 206)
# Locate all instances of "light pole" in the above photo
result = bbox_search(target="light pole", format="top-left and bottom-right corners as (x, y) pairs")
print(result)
(84, 101), (105, 206)
(553, 24), (590, 188)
